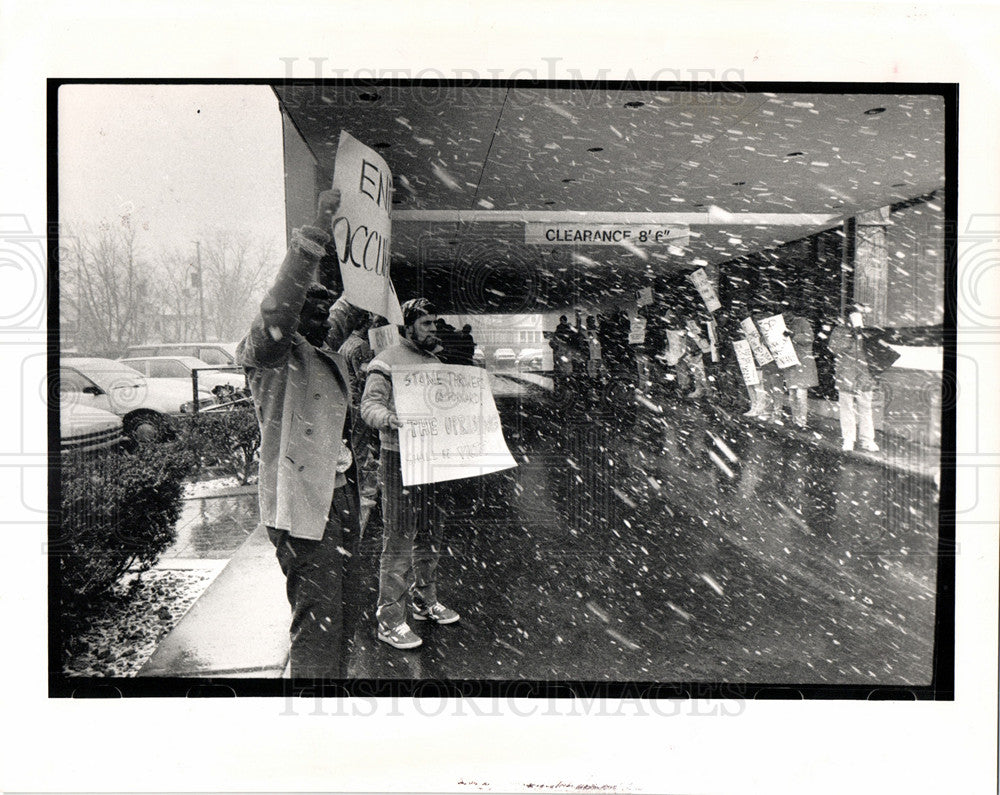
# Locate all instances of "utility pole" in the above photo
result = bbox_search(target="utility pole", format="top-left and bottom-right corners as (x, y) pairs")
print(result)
(195, 241), (206, 339)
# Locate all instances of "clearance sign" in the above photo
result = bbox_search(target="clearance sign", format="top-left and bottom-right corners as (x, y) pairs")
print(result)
(525, 223), (688, 246)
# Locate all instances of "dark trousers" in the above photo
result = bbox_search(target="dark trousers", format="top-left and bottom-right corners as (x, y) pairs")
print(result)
(267, 486), (359, 679)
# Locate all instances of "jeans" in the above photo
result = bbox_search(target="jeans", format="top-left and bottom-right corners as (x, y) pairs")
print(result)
(788, 387), (809, 427)
(838, 389), (875, 446)
(376, 449), (442, 628)
(267, 485), (359, 679)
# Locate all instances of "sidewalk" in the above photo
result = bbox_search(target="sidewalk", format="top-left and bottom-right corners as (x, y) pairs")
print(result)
(681, 391), (940, 483)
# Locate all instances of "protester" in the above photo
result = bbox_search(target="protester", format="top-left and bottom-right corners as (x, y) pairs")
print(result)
(339, 313), (381, 503)
(236, 187), (367, 679)
(828, 304), (880, 451)
(434, 317), (464, 364)
(456, 323), (476, 366)
(782, 310), (820, 428)
(360, 297), (461, 650)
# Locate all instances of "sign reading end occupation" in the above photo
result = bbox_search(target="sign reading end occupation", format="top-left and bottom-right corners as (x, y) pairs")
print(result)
(392, 364), (517, 487)
(331, 130), (404, 325)
(525, 223), (688, 247)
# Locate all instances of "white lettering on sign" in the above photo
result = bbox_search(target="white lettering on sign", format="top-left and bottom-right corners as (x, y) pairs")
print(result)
(525, 223), (689, 246)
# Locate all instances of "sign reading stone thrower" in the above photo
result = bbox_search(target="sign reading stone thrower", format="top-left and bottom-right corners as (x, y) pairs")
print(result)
(331, 130), (404, 325)
(392, 364), (517, 487)
(525, 223), (688, 247)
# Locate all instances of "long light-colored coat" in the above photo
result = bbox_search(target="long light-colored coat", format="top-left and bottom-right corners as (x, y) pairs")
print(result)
(237, 244), (363, 541)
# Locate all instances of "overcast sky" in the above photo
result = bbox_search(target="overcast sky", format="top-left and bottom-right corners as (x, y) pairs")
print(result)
(58, 84), (287, 260)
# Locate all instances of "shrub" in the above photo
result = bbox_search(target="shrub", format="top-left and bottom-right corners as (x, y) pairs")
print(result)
(56, 444), (192, 606)
(175, 405), (261, 484)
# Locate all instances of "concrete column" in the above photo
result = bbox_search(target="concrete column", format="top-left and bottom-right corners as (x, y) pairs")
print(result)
(853, 206), (890, 326)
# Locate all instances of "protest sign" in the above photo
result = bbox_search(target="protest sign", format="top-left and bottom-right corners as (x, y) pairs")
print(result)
(686, 319), (711, 353)
(732, 340), (759, 385)
(368, 324), (401, 354)
(740, 317), (774, 366)
(758, 314), (800, 369)
(665, 329), (687, 365)
(391, 364), (517, 487)
(688, 267), (722, 313)
(628, 315), (647, 345)
(330, 130), (404, 325)
(706, 319), (719, 362)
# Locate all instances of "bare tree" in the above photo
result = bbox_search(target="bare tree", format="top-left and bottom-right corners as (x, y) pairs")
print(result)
(198, 230), (276, 341)
(60, 218), (150, 356)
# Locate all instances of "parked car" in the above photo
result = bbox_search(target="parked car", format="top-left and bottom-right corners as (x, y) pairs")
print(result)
(492, 348), (517, 369)
(118, 355), (247, 394)
(516, 348), (545, 372)
(60, 403), (123, 455)
(60, 357), (216, 441)
(123, 341), (239, 367)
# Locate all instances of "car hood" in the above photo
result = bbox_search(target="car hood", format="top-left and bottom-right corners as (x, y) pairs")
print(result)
(106, 378), (214, 415)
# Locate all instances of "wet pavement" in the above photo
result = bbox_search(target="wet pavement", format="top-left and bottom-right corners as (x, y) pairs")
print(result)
(343, 389), (940, 685)
(160, 493), (257, 561)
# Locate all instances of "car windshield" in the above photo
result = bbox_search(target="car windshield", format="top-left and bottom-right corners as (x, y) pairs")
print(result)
(65, 359), (145, 391)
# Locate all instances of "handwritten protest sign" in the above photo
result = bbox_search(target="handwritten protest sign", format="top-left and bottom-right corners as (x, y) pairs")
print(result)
(740, 317), (774, 366)
(706, 320), (719, 362)
(688, 267), (722, 313)
(686, 319), (711, 354)
(628, 315), (647, 345)
(368, 324), (401, 354)
(331, 130), (404, 325)
(732, 340), (759, 385)
(392, 364), (517, 487)
(758, 314), (800, 369)
(665, 330), (687, 365)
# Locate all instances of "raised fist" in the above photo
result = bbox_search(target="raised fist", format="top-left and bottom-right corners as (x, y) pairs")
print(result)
(312, 188), (342, 231)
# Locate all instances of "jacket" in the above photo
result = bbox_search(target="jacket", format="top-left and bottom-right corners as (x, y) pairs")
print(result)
(360, 337), (440, 452)
(828, 322), (874, 392)
(236, 235), (364, 541)
(783, 314), (820, 389)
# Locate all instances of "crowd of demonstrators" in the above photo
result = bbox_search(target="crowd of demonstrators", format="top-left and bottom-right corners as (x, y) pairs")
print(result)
(561, 288), (898, 456)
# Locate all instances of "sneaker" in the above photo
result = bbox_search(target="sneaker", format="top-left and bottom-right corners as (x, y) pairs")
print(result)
(742, 408), (761, 417)
(861, 441), (880, 452)
(842, 441), (855, 451)
(411, 601), (461, 624)
(377, 621), (423, 649)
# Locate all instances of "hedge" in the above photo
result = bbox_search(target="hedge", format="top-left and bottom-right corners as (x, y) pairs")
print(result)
(57, 443), (193, 606)
(174, 404), (261, 484)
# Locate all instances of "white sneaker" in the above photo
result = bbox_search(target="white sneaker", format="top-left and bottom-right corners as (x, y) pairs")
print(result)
(861, 441), (880, 452)
(842, 441), (855, 451)
(377, 622), (423, 649)
(411, 601), (461, 624)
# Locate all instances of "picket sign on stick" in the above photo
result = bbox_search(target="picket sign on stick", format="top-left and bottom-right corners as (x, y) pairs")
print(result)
(688, 267), (722, 313)
(758, 314), (801, 369)
(740, 317), (774, 366)
(732, 339), (760, 385)
(392, 364), (517, 487)
(330, 130), (404, 325)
